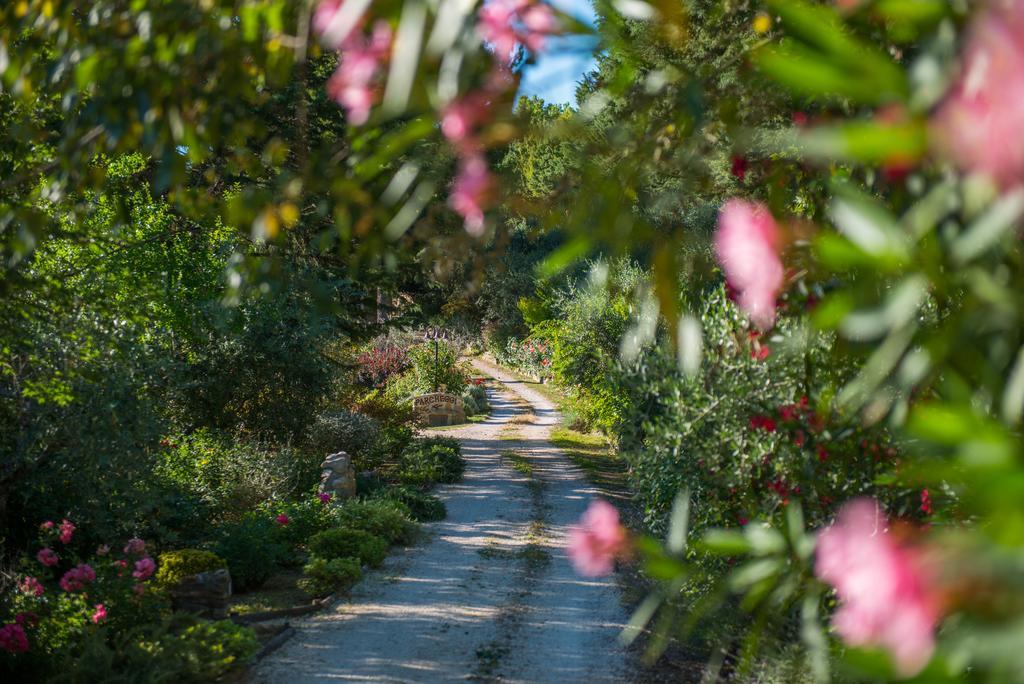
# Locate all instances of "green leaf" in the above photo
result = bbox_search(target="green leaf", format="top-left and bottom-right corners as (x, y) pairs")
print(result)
(701, 529), (751, 555)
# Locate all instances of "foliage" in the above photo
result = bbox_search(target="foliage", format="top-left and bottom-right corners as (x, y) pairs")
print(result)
(307, 410), (380, 457)
(372, 487), (447, 523)
(396, 438), (466, 486)
(212, 516), (287, 592)
(357, 343), (410, 389)
(155, 550), (226, 587)
(333, 500), (417, 547)
(298, 557), (362, 597)
(405, 342), (468, 397)
(308, 529), (388, 568)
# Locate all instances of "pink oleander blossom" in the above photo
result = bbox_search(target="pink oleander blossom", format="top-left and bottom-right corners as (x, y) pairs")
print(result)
(58, 519), (75, 545)
(132, 557), (156, 581)
(19, 576), (44, 597)
(815, 498), (940, 676)
(714, 199), (784, 330)
(325, 21), (392, 126)
(313, 0), (366, 50)
(478, 0), (557, 65)
(59, 564), (96, 592)
(0, 623), (29, 654)
(124, 538), (146, 556)
(449, 154), (493, 237)
(441, 93), (491, 146)
(36, 548), (58, 567)
(932, 0), (1024, 188)
(567, 499), (629, 577)
(91, 604), (107, 624)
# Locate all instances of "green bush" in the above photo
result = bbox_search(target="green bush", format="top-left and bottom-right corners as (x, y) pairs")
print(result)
(298, 556), (362, 596)
(397, 437), (465, 486)
(213, 516), (287, 591)
(263, 496), (337, 550)
(406, 341), (468, 396)
(156, 549), (226, 586)
(373, 486), (447, 522)
(308, 528), (388, 567)
(358, 424), (414, 472)
(306, 409), (380, 456)
(333, 499), (417, 545)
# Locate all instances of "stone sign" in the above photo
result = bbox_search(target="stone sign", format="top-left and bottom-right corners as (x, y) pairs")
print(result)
(413, 392), (465, 426)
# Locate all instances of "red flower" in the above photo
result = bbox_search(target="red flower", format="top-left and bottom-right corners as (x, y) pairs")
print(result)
(816, 444), (829, 462)
(730, 155), (749, 181)
(275, 514), (290, 526)
(920, 489), (933, 516)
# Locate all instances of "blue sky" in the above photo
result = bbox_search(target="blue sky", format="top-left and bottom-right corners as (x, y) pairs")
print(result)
(517, 0), (599, 106)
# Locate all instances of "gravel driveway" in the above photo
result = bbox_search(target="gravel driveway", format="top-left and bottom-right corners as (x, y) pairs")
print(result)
(252, 358), (632, 683)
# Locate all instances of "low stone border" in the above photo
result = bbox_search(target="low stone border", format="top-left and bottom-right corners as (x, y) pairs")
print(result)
(229, 593), (336, 625)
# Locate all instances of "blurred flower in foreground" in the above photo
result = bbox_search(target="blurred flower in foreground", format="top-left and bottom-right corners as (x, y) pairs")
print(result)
(932, 0), (1024, 188)
(449, 153), (493, 237)
(714, 199), (783, 330)
(322, 21), (392, 125)
(568, 499), (629, 577)
(478, 0), (558, 65)
(815, 498), (940, 676)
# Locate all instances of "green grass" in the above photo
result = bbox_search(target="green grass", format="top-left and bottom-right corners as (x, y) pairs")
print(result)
(500, 449), (533, 476)
(549, 426), (630, 498)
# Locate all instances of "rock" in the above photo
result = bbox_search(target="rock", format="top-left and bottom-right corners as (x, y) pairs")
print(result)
(168, 568), (232, 619)
(319, 451), (357, 500)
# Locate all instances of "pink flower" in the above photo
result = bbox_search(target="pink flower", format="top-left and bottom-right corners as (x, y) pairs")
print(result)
(58, 519), (75, 545)
(325, 21), (392, 125)
(478, 0), (557, 65)
(40, 520), (54, 531)
(449, 153), (493, 236)
(932, 0), (1024, 188)
(19, 576), (44, 597)
(567, 499), (629, 577)
(815, 499), (939, 676)
(441, 94), (491, 146)
(123, 538), (146, 556)
(318, 493), (332, 504)
(91, 604), (107, 624)
(275, 514), (290, 526)
(714, 199), (784, 330)
(0, 623), (29, 654)
(313, 0), (367, 49)
(132, 557), (156, 581)
(36, 548), (59, 567)
(59, 564), (96, 592)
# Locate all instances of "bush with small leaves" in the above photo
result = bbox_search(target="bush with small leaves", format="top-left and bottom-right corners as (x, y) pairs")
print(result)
(308, 528), (388, 567)
(397, 438), (465, 486)
(373, 487), (447, 522)
(155, 549), (226, 587)
(213, 516), (287, 592)
(298, 557), (361, 597)
(332, 499), (416, 546)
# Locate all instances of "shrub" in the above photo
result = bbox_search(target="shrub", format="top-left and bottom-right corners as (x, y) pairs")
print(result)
(356, 343), (410, 388)
(357, 424), (414, 472)
(308, 528), (388, 567)
(374, 486), (447, 522)
(262, 495), (337, 550)
(156, 550), (226, 586)
(397, 437), (465, 486)
(213, 516), (287, 591)
(307, 410), (380, 457)
(356, 471), (387, 496)
(462, 394), (480, 416)
(407, 341), (467, 396)
(352, 389), (415, 429)
(298, 556), (361, 596)
(333, 499), (416, 545)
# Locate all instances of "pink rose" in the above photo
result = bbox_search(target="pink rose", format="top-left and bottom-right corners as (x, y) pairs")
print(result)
(567, 499), (629, 577)
(815, 499), (940, 676)
(18, 576), (44, 597)
(275, 514), (290, 526)
(59, 564), (96, 592)
(932, 0), (1024, 188)
(36, 548), (59, 567)
(0, 623), (29, 654)
(449, 153), (493, 237)
(58, 519), (75, 545)
(714, 199), (784, 330)
(40, 520), (54, 531)
(123, 538), (146, 556)
(132, 557), (156, 581)
(91, 604), (107, 624)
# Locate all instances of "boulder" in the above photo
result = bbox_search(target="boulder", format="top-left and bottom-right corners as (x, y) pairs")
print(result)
(168, 568), (232, 619)
(319, 450), (357, 500)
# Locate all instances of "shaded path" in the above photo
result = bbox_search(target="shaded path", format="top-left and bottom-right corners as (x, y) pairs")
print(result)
(252, 358), (631, 682)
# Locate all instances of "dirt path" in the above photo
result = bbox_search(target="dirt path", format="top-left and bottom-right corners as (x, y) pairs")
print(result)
(252, 358), (633, 682)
